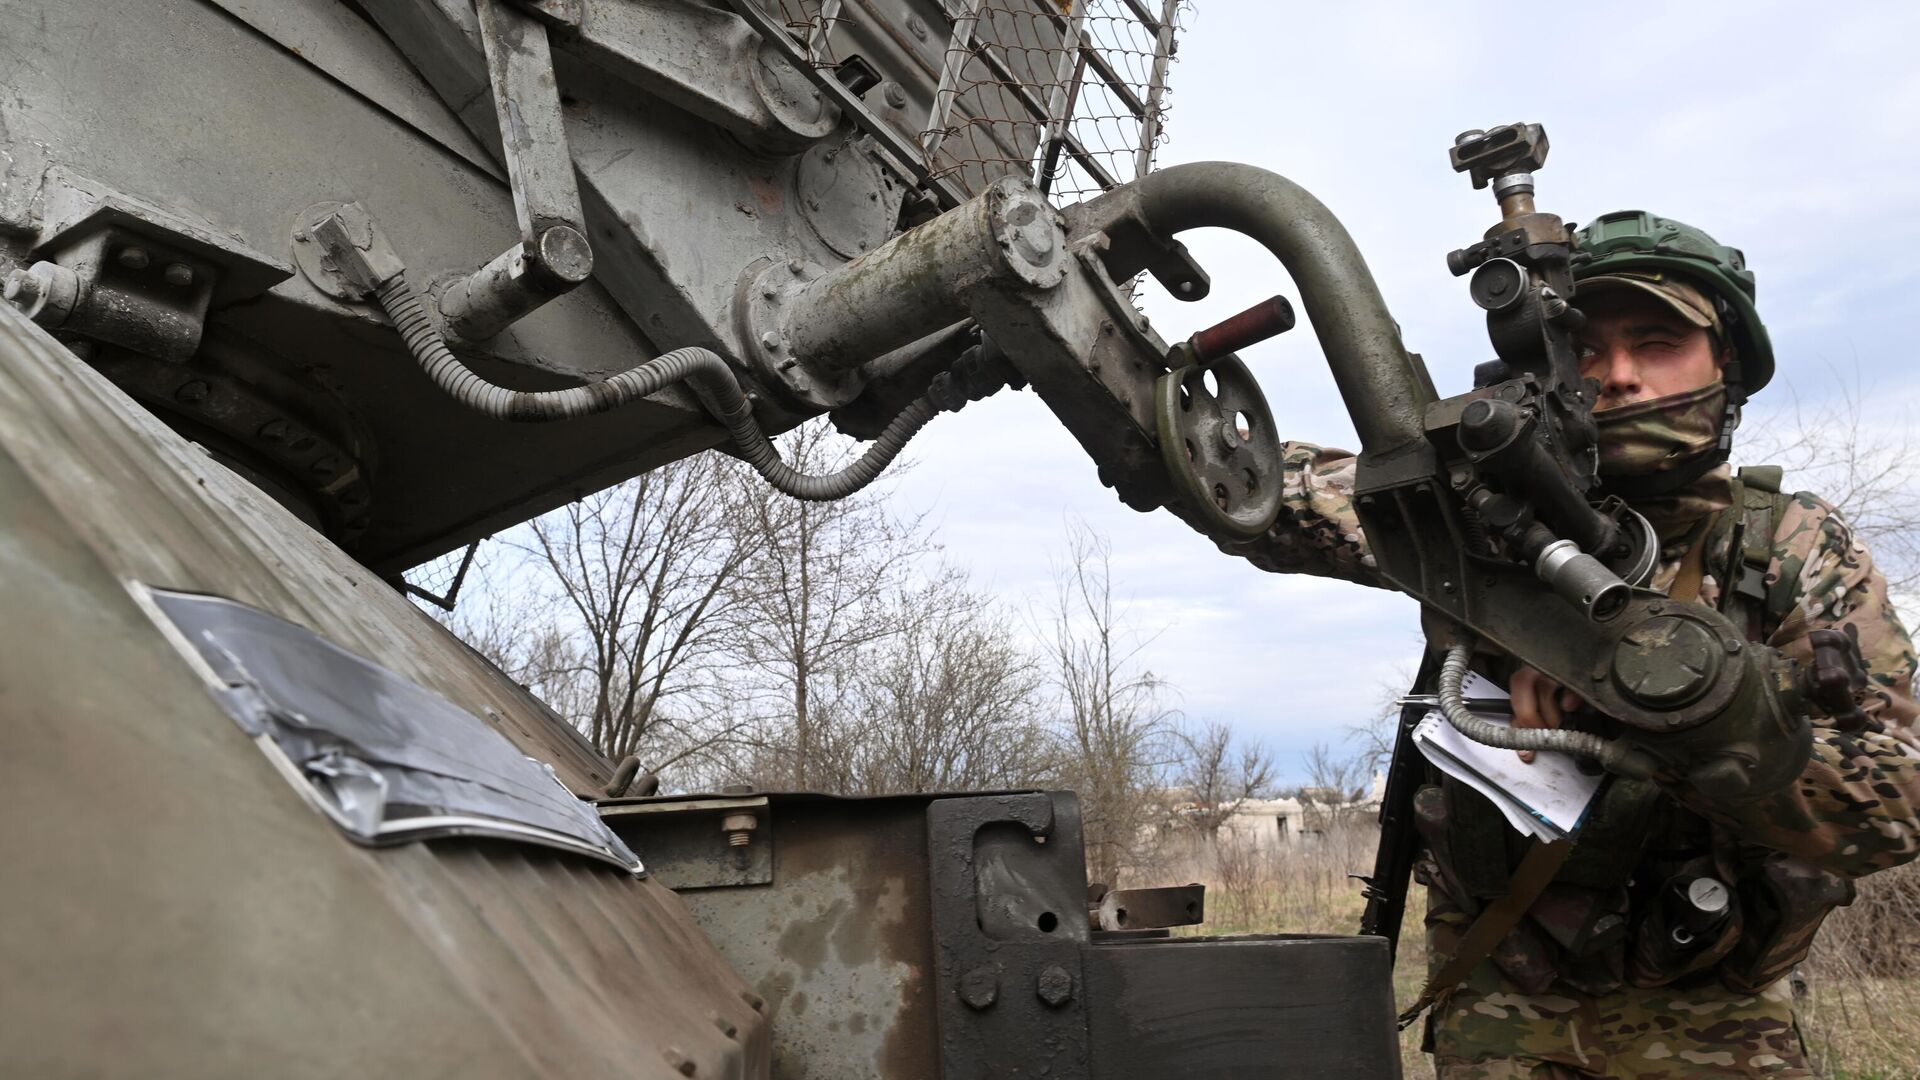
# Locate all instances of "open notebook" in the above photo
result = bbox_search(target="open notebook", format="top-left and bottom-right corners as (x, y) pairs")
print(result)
(1413, 671), (1603, 842)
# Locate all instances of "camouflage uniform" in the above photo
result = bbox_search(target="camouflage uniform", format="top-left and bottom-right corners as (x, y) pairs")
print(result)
(1234, 427), (1920, 1079)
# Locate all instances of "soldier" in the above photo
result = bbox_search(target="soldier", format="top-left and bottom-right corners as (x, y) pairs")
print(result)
(1235, 211), (1920, 1078)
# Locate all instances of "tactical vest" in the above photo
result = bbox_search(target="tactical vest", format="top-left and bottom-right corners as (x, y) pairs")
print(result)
(1415, 466), (1856, 997)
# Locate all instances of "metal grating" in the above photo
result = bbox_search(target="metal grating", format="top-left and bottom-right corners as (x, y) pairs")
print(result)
(775, 0), (1190, 204)
(922, 0), (1188, 202)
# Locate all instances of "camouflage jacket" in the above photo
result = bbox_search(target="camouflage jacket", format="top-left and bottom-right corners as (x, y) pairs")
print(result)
(1236, 443), (1920, 1077)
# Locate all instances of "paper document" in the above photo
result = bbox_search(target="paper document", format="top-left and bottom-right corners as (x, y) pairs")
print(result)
(1412, 672), (1602, 841)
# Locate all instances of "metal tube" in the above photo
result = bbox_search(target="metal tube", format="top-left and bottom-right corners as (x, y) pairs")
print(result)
(781, 177), (1066, 374)
(1074, 161), (1434, 455)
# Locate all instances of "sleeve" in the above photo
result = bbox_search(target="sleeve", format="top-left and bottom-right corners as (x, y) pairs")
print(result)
(1219, 441), (1387, 588)
(1676, 493), (1920, 878)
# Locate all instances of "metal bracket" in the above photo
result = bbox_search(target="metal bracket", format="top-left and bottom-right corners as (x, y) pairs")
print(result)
(434, 0), (594, 340)
(928, 792), (1091, 1080)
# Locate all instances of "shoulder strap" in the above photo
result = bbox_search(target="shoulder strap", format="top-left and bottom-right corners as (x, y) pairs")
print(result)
(1397, 838), (1573, 1028)
(1721, 466), (1794, 634)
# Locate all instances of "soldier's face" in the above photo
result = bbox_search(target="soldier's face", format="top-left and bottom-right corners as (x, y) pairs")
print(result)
(1574, 292), (1726, 410)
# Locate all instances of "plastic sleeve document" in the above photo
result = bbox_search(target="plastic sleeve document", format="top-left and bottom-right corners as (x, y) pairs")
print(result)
(1412, 671), (1603, 841)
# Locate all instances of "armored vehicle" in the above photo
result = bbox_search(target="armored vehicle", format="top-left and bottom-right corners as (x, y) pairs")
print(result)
(0, 1), (1410, 1076)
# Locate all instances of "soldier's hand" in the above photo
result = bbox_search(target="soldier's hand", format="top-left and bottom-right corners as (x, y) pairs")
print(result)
(1509, 665), (1580, 764)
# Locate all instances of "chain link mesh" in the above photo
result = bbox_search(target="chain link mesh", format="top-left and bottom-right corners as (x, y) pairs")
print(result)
(402, 540), (481, 611)
(773, 0), (1189, 204)
(922, 0), (1189, 203)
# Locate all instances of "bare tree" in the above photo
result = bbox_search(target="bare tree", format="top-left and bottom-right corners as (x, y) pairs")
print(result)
(504, 452), (759, 770)
(1172, 718), (1277, 835)
(1045, 521), (1177, 887)
(845, 569), (1053, 794)
(1740, 369), (1920, 596)
(1295, 741), (1371, 833)
(720, 422), (929, 788)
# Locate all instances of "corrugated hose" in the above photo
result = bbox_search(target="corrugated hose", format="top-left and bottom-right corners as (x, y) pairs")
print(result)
(1438, 642), (1636, 773)
(373, 274), (935, 501)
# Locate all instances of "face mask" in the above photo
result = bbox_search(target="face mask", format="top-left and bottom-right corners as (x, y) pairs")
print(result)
(1593, 381), (1727, 478)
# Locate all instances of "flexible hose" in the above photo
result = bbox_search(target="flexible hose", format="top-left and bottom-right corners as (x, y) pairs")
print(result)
(1438, 643), (1637, 774)
(373, 274), (933, 501)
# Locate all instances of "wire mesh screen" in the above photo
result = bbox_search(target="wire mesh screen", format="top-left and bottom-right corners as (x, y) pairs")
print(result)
(402, 540), (481, 611)
(769, 0), (1189, 205)
(921, 0), (1189, 203)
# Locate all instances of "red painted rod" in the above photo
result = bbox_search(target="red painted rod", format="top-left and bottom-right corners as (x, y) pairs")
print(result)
(1188, 294), (1297, 363)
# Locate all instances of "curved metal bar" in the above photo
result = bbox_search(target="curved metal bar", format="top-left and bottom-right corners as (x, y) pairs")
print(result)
(1070, 161), (1434, 455)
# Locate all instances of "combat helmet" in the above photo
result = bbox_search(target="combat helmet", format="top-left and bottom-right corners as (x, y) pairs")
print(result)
(1573, 211), (1774, 402)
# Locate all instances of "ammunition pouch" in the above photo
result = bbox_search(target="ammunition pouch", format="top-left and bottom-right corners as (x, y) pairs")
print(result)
(1719, 853), (1855, 995)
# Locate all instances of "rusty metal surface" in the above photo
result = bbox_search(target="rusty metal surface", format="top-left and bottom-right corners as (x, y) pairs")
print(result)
(0, 301), (768, 1077)
(614, 794), (943, 1079)
(1092, 884), (1205, 931)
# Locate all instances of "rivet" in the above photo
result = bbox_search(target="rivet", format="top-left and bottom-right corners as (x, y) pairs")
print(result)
(760, 332), (783, 351)
(787, 258), (805, 274)
(174, 380), (210, 405)
(709, 1011), (738, 1039)
(117, 246), (150, 270)
(164, 263), (195, 287)
(741, 990), (765, 1012)
(662, 1048), (697, 1077)
(257, 419), (291, 442)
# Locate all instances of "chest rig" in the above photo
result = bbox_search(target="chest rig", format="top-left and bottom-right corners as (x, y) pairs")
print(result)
(1414, 466), (1839, 996)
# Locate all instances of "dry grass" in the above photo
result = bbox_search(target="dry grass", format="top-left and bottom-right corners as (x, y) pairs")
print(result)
(1139, 827), (1920, 1080)
(1799, 861), (1920, 1079)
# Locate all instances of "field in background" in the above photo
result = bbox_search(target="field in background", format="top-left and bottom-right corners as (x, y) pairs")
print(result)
(1141, 825), (1920, 1079)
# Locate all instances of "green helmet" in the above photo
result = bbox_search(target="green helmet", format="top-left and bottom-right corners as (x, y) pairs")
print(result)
(1573, 211), (1774, 397)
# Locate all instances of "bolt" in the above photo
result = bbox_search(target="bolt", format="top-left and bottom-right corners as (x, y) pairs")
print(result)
(257, 419), (291, 443)
(761, 283), (779, 299)
(3, 268), (42, 307)
(662, 1048), (698, 1077)
(164, 263), (195, 288)
(760, 332), (783, 351)
(710, 1011), (738, 1039)
(787, 258), (805, 275)
(721, 811), (757, 848)
(1035, 964), (1074, 1007)
(117, 246), (151, 270)
(310, 455), (340, 477)
(1136, 314), (1150, 330)
(959, 965), (998, 1010)
(174, 380), (211, 405)
(741, 990), (766, 1012)
(908, 12), (928, 38)
(882, 81), (908, 109)
(779, 359), (799, 371)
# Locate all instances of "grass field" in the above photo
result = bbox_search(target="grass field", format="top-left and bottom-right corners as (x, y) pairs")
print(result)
(1146, 827), (1920, 1079)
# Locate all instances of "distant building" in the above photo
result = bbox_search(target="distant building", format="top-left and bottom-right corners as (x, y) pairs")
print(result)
(1164, 771), (1384, 850)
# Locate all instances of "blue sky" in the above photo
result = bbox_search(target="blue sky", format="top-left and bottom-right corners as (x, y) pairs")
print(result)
(878, 1), (1920, 782)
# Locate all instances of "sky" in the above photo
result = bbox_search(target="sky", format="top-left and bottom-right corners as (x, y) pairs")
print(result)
(874, 1), (1920, 783)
